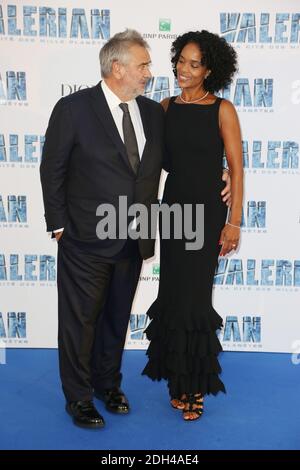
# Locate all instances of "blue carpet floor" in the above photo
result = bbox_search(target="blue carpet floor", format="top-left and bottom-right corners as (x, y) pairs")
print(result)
(0, 349), (299, 450)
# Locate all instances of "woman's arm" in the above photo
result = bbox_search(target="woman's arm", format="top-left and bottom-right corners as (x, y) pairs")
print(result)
(219, 99), (244, 256)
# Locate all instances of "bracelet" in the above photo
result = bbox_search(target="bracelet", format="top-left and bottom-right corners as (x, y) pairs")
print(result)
(227, 222), (240, 229)
(222, 168), (230, 173)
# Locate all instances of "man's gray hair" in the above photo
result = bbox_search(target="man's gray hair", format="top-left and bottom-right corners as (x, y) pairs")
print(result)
(99, 29), (150, 78)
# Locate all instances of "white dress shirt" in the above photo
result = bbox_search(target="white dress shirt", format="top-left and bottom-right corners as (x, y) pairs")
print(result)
(101, 79), (146, 157)
(53, 80), (146, 234)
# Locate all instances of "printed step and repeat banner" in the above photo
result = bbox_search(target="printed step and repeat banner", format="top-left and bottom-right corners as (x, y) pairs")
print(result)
(0, 0), (299, 353)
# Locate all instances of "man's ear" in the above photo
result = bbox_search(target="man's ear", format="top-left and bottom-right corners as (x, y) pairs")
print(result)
(112, 60), (124, 80)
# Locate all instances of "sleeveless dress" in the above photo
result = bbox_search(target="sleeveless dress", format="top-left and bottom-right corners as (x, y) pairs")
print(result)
(142, 96), (227, 399)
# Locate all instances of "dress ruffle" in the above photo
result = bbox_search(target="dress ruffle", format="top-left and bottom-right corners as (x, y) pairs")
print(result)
(142, 299), (226, 398)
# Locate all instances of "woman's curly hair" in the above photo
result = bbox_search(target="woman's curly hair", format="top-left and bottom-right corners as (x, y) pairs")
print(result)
(171, 30), (238, 93)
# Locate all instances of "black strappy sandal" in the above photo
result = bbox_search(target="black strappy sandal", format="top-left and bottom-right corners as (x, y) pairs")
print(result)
(182, 393), (204, 421)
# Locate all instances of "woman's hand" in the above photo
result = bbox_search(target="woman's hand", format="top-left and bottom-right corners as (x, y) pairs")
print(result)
(219, 223), (240, 257)
(221, 170), (231, 207)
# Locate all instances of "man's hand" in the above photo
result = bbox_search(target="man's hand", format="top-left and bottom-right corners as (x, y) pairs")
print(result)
(221, 170), (231, 207)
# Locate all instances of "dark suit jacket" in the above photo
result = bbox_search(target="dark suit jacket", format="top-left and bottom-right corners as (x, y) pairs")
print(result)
(40, 82), (165, 260)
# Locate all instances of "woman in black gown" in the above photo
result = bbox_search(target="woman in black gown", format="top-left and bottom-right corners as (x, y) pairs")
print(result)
(142, 31), (243, 421)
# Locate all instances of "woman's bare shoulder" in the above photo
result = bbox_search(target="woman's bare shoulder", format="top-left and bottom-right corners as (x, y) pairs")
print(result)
(160, 97), (171, 112)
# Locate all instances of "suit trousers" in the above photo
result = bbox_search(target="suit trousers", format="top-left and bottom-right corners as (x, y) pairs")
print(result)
(57, 234), (142, 402)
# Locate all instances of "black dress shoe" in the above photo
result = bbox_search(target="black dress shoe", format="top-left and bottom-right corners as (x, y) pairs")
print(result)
(94, 388), (130, 414)
(66, 400), (105, 428)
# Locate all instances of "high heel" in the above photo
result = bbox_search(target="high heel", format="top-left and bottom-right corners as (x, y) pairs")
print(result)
(182, 393), (204, 421)
(170, 394), (187, 410)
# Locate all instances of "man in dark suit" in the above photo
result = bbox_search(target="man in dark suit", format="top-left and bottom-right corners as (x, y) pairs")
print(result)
(40, 30), (165, 428)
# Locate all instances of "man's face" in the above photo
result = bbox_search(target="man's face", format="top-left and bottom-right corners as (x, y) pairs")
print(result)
(119, 45), (152, 99)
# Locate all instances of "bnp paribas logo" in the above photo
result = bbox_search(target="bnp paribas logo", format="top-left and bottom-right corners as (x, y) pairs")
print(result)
(159, 18), (171, 32)
(152, 264), (160, 275)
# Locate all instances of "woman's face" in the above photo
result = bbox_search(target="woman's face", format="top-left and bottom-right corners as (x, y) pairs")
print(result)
(176, 42), (209, 90)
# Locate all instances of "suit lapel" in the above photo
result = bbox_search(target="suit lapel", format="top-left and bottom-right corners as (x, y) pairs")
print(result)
(89, 82), (135, 175)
